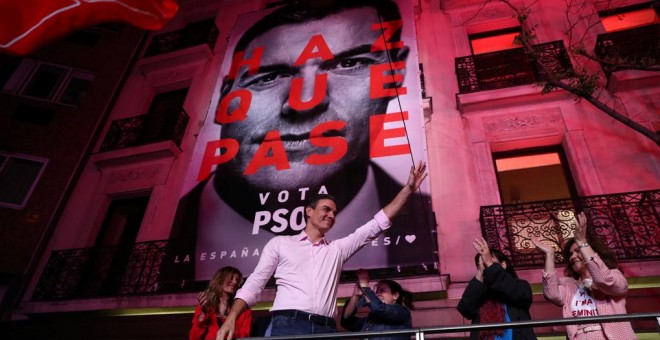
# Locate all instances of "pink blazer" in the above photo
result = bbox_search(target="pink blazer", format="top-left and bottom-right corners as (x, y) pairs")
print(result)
(542, 253), (637, 339)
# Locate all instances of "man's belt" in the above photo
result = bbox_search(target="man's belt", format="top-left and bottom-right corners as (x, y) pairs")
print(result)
(273, 309), (336, 327)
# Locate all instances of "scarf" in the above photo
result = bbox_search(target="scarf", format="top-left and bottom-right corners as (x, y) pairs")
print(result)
(479, 299), (505, 340)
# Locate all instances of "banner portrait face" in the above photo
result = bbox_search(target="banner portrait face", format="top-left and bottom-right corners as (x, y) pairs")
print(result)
(166, 0), (436, 282)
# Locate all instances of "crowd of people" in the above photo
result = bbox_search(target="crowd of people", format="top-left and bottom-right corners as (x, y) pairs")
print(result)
(187, 162), (636, 340)
(180, 0), (636, 338)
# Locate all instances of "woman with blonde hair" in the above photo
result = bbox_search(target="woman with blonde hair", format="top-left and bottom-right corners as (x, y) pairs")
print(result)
(189, 266), (252, 340)
(532, 212), (636, 339)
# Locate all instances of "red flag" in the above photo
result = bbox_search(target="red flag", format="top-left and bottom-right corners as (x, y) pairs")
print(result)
(0, 0), (179, 55)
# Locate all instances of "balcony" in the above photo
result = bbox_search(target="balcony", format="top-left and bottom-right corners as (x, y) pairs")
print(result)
(595, 24), (660, 75)
(33, 241), (167, 300)
(144, 19), (219, 58)
(99, 109), (189, 152)
(480, 189), (660, 267)
(455, 40), (572, 94)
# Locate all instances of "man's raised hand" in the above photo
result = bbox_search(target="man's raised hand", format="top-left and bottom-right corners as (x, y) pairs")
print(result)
(406, 161), (427, 192)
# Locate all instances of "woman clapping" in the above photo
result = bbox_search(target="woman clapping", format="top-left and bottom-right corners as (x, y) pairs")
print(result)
(532, 212), (636, 339)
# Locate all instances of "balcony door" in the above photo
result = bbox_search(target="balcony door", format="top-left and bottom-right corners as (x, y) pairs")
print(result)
(95, 195), (150, 247)
(142, 87), (189, 143)
(80, 195), (150, 296)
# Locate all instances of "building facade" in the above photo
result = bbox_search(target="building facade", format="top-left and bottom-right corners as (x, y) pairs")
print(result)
(0, 19), (146, 321)
(1, 0), (658, 338)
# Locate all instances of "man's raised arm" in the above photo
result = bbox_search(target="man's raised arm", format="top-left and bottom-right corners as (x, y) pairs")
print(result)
(382, 161), (427, 220)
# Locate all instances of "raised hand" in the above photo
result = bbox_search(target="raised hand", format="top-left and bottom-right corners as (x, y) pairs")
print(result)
(574, 212), (588, 243)
(531, 235), (557, 274)
(357, 268), (370, 288)
(382, 161), (428, 220)
(473, 237), (494, 267)
(406, 161), (427, 192)
(531, 236), (555, 255)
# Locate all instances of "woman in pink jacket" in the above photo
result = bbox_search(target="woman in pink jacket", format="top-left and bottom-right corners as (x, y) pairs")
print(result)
(532, 212), (636, 340)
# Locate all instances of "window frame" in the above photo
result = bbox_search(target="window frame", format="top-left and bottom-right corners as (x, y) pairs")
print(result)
(1, 59), (94, 106)
(0, 152), (49, 209)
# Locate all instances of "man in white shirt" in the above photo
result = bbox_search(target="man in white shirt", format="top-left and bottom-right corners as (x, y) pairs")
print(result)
(219, 161), (427, 338)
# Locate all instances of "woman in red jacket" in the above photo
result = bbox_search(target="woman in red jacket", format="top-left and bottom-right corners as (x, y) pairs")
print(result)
(189, 266), (252, 340)
(532, 212), (636, 339)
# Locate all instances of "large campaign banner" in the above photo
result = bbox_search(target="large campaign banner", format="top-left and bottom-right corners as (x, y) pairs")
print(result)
(164, 0), (436, 282)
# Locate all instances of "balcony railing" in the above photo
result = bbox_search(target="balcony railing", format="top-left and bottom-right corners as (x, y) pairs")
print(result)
(144, 18), (219, 57)
(33, 240), (167, 300)
(595, 24), (660, 74)
(480, 189), (660, 267)
(247, 313), (660, 339)
(99, 109), (189, 152)
(455, 40), (572, 94)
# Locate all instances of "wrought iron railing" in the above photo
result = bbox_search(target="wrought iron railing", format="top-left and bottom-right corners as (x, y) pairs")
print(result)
(595, 24), (660, 74)
(455, 40), (572, 93)
(32, 240), (167, 300)
(99, 109), (189, 152)
(480, 189), (660, 267)
(144, 18), (219, 57)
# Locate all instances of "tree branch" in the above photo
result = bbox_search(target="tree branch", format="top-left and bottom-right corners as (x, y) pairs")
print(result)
(498, 0), (660, 146)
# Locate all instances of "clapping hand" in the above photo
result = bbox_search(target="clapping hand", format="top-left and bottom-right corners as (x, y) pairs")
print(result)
(473, 237), (494, 267)
(198, 291), (209, 312)
(574, 212), (588, 244)
(531, 236), (555, 255)
(357, 268), (370, 288)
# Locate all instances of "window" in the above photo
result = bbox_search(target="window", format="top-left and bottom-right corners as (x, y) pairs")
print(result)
(493, 146), (578, 254)
(599, 2), (659, 32)
(2, 59), (94, 106)
(0, 153), (48, 209)
(493, 147), (577, 204)
(469, 27), (521, 54)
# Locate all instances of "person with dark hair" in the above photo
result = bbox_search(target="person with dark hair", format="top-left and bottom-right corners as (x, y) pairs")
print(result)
(457, 237), (536, 340)
(189, 266), (252, 340)
(532, 212), (636, 339)
(341, 269), (413, 340)
(216, 161), (427, 339)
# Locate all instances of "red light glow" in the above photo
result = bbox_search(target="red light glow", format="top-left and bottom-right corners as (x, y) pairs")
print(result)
(495, 152), (561, 172)
(601, 8), (659, 32)
(471, 32), (519, 54)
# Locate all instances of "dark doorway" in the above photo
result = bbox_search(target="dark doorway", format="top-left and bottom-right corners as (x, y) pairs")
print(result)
(79, 195), (150, 296)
